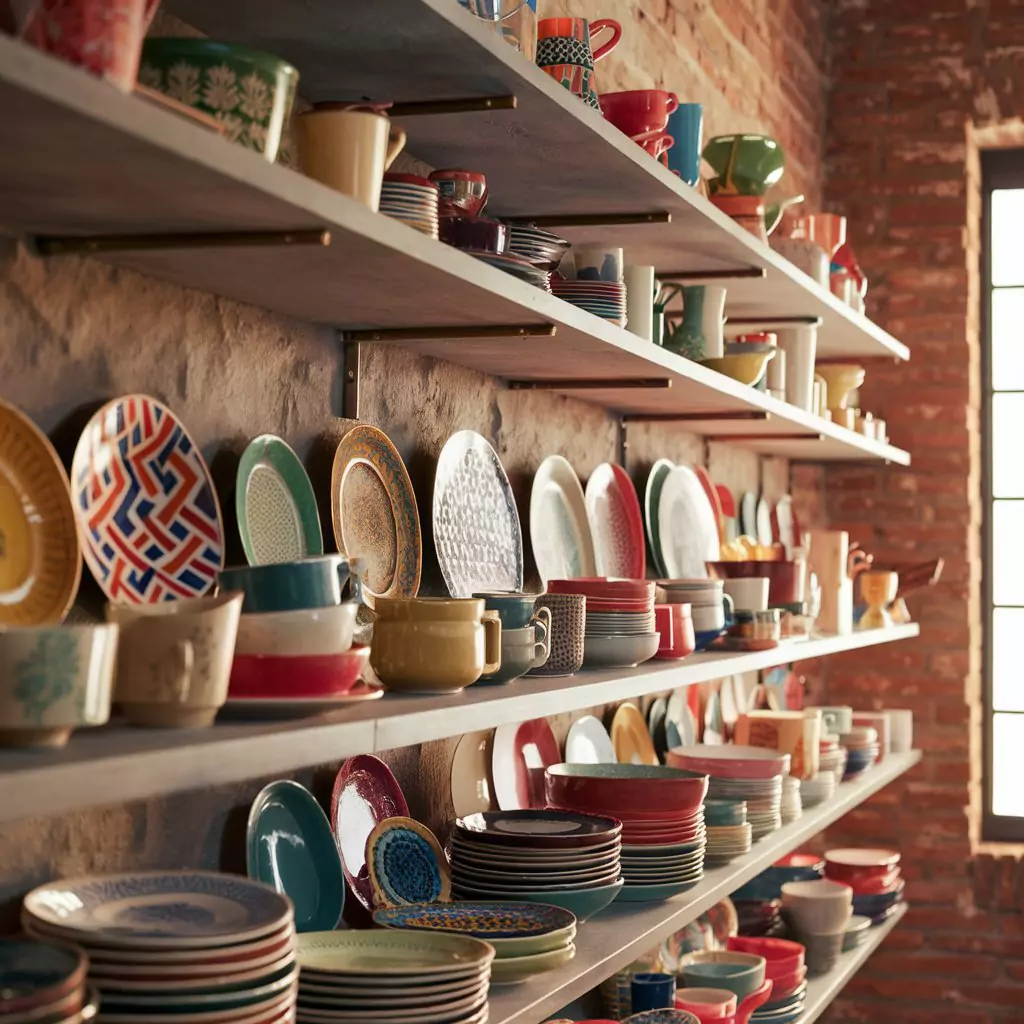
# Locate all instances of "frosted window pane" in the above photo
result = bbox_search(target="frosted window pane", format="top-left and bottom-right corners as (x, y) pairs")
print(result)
(993, 609), (1024, 711)
(992, 190), (1024, 287)
(992, 394), (1024, 496)
(991, 290), (1024, 391)
(992, 713), (1024, 816)
(992, 502), (1024, 604)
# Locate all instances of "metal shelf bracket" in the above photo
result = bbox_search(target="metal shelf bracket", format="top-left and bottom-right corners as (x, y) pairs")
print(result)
(346, 324), (556, 343)
(507, 378), (672, 391)
(390, 95), (517, 116)
(29, 229), (332, 256)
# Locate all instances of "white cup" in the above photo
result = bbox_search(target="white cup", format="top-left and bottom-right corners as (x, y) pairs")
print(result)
(624, 264), (655, 342)
(778, 325), (818, 412)
(723, 577), (770, 612)
(886, 710), (914, 752)
(691, 603), (725, 633)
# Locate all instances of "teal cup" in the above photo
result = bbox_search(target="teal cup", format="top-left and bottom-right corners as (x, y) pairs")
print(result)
(474, 592), (546, 629)
(219, 556), (363, 613)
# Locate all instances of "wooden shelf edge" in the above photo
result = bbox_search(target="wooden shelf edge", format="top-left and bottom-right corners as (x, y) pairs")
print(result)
(487, 754), (921, 1024)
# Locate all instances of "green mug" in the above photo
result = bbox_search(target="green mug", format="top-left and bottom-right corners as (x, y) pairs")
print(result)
(218, 556), (363, 613)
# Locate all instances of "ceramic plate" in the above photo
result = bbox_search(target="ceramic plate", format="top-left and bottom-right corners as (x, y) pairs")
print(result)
(565, 715), (616, 765)
(648, 697), (669, 761)
(584, 463), (646, 578)
(433, 430), (523, 598)
(331, 425), (421, 605)
(658, 466), (720, 578)
(455, 810), (621, 848)
(98, 963), (297, 1007)
(246, 780), (344, 932)
(296, 930), (494, 976)
(23, 871), (291, 947)
(775, 495), (795, 556)
(665, 688), (697, 749)
(492, 719), (560, 810)
(756, 496), (773, 546)
(236, 435), (322, 566)
(450, 730), (497, 818)
(0, 399), (81, 624)
(693, 465), (725, 545)
(330, 755), (409, 911)
(611, 703), (659, 767)
(367, 817), (451, 908)
(717, 484), (738, 543)
(644, 459), (674, 578)
(739, 491), (758, 538)
(530, 456), (596, 585)
(489, 943), (575, 984)
(220, 685), (383, 718)
(70, 395), (223, 602)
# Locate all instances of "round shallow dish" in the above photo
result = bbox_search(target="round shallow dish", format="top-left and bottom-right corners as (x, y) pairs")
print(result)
(565, 715), (617, 764)
(296, 930), (494, 976)
(679, 951), (766, 999)
(454, 809), (621, 848)
(489, 943), (575, 984)
(584, 463), (646, 579)
(611, 703), (659, 766)
(450, 879), (623, 922)
(546, 762), (709, 814)
(492, 718), (561, 810)
(530, 456), (597, 584)
(0, 937), (88, 1015)
(667, 745), (790, 780)
(583, 632), (660, 669)
(367, 817), (450, 908)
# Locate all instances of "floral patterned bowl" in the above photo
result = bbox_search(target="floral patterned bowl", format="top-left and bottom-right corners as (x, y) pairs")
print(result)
(139, 39), (299, 162)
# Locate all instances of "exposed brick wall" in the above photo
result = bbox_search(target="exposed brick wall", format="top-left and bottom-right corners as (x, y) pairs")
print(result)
(816, 2), (1024, 1021)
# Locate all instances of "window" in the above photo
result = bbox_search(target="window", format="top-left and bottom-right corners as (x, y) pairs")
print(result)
(983, 150), (1024, 842)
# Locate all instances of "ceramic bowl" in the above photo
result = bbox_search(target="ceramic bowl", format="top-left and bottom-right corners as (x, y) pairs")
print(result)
(600, 89), (678, 137)
(0, 937), (89, 1015)
(582, 632), (660, 668)
(708, 561), (803, 606)
(673, 988), (737, 1019)
(624, 1012), (702, 1024)
(451, 878), (623, 922)
(780, 879), (853, 934)
(704, 800), (746, 827)
(439, 215), (508, 254)
(218, 555), (362, 612)
(546, 763), (709, 815)
(430, 169), (488, 216)
(726, 937), (804, 977)
(229, 645), (370, 699)
(678, 951), (766, 1000)
(815, 364), (865, 410)
(708, 195), (768, 241)
(702, 134), (785, 195)
(234, 601), (358, 656)
(0, 623), (117, 748)
(667, 746), (789, 780)
(824, 848), (901, 883)
(698, 351), (775, 387)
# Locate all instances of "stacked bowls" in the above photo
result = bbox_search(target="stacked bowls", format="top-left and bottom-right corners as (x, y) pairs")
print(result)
(547, 763), (709, 901)
(731, 854), (824, 938)
(843, 915), (873, 952)
(22, 871), (297, 1023)
(668, 747), (790, 842)
(549, 579), (659, 669)
(704, 799), (752, 866)
(818, 735), (847, 784)
(450, 810), (624, 922)
(779, 879), (853, 975)
(728, 937), (807, 1024)
(656, 579), (730, 651)
(507, 225), (571, 269)
(677, 951), (770, 1016)
(0, 938), (94, 1024)
(842, 726), (880, 779)
(373, 901), (577, 985)
(551, 278), (627, 326)
(825, 848), (904, 924)
(799, 769), (836, 809)
(781, 776), (802, 825)
(380, 173), (440, 238)
(294, 930), (493, 1023)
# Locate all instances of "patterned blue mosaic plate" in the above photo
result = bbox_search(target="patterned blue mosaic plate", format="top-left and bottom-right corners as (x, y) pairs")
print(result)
(367, 817), (451, 909)
(372, 900), (575, 941)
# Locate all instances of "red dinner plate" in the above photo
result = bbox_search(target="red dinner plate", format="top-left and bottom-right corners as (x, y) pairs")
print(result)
(492, 719), (561, 810)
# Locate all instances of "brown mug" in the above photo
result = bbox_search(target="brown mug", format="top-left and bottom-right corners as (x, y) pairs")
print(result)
(527, 593), (585, 677)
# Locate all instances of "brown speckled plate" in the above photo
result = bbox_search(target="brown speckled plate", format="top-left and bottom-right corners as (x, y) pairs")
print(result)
(331, 426), (421, 606)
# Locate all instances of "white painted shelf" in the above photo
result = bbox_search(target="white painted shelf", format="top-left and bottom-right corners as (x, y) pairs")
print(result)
(164, 0), (909, 362)
(488, 753), (920, 1024)
(0, 625), (918, 824)
(0, 37), (908, 465)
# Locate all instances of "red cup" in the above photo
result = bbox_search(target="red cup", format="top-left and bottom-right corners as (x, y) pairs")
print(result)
(600, 89), (680, 136)
(656, 603), (696, 660)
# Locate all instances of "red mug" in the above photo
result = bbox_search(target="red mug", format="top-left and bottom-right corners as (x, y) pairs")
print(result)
(601, 88), (680, 136)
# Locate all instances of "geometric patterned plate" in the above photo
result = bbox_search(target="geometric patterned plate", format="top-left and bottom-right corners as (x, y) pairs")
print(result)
(236, 435), (322, 566)
(0, 399), (81, 624)
(70, 395), (223, 603)
(433, 430), (523, 599)
(584, 462), (645, 578)
(331, 425), (421, 606)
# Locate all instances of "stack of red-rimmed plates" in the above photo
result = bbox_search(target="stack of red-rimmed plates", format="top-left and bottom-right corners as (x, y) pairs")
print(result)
(0, 937), (96, 1024)
(380, 173), (439, 238)
(550, 279), (627, 327)
(824, 848), (904, 924)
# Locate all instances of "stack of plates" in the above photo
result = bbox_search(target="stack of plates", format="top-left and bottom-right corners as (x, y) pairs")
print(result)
(450, 810), (624, 922)
(0, 938), (96, 1024)
(470, 250), (552, 291)
(842, 726), (880, 780)
(825, 848), (904, 925)
(750, 980), (809, 1024)
(380, 174), (440, 238)
(294, 931), (493, 1023)
(781, 775), (803, 824)
(842, 915), (873, 951)
(705, 822), (753, 866)
(799, 770), (836, 808)
(819, 735), (847, 784)
(729, 936), (808, 1024)
(668, 746), (789, 842)
(733, 898), (784, 937)
(546, 763), (709, 901)
(373, 901), (577, 985)
(550, 279), (627, 326)
(507, 225), (571, 269)
(21, 871), (297, 1024)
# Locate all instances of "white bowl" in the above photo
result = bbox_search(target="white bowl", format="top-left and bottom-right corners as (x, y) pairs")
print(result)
(781, 879), (853, 934)
(235, 601), (358, 656)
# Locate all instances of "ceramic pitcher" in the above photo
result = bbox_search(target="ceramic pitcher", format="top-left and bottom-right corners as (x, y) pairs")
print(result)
(661, 284), (727, 361)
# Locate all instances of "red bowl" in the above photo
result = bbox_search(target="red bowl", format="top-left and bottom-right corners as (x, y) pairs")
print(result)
(767, 964), (808, 999)
(546, 763), (709, 815)
(707, 561), (802, 605)
(600, 89), (679, 137)
(667, 745), (790, 780)
(548, 578), (655, 600)
(823, 848), (900, 882)
(775, 853), (826, 871)
(727, 936), (804, 976)
(229, 645), (370, 698)
(839, 869), (903, 895)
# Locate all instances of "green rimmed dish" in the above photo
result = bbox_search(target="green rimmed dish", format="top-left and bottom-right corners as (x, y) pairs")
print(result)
(644, 459), (674, 578)
(236, 434), (322, 566)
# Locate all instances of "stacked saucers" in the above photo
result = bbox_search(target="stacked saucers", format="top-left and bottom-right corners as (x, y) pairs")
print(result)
(507, 224), (571, 270)
(729, 937), (807, 1024)
(472, 250), (553, 291)
(21, 871), (297, 1023)
(0, 937), (96, 1024)
(668, 747), (789, 842)
(373, 901), (577, 985)
(705, 799), (752, 866)
(799, 770), (836, 809)
(781, 776), (802, 825)
(546, 763), (709, 901)
(842, 727), (880, 780)
(842, 915), (873, 951)
(818, 735), (847, 784)
(294, 930), (493, 1023)
(549, 578), (658, 669)
(450, 810), (624, 922)
(550, 278), (627, 326)
(380, 173), (440, 238)
(825, 848), (904, 925)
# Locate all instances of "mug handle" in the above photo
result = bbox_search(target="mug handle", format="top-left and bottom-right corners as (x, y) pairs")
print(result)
(384, 126), (408, 171)
(589, 19), (622, 61)
(170, 640), (194, 702)
(532, 607), (552, 666)
(339, 561), (364, 606)
(666, 92), (680, 116)
(481, 610), (502, 675)
(722, 592), (736, 629)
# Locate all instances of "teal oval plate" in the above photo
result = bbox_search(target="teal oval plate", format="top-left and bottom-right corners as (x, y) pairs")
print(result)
(644, 459), (674, 578)
(247, 780), (344, 931)
(236, 434), (323, 566)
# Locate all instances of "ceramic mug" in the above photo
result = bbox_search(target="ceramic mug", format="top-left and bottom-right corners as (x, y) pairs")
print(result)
(655, 603), (696, 660)
(722, 577), (769, 613)
(664, 102), (704, 185)
(624, 265), (655, 342)
(630, 973), (676, 1012)
(692, 594), (735, 651)
(106, 591), (243, 728)
(296, 105), (407, 212)
(17, 0), (160, 91)
(370, 597), (501, 694)
(218, 556), (363, 613)
(480, 621), (550, 684)
(0, 623), (117, 747)
(527, 593), (585, 677)
(536, 16), (621, 108)
(475, 592), (549, 631)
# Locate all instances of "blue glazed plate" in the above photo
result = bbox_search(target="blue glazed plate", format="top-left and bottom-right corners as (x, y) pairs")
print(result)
(246, 780), (345, 932)
(368, 817), (451, 908)
(23, 871), (291, 948)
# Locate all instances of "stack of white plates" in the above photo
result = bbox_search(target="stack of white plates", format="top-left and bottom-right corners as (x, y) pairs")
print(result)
(819, 735), (847, 784)
(294, 931), (494, 1023)
(507, 225), (571, 269)
(781, 775), (803, 824)
(800, 769), (836, 808)
(704, 822), (753, 865)
(21, 871), (297, 1024)
(380, 174), (440, 238)
(551, 279), (627, 326)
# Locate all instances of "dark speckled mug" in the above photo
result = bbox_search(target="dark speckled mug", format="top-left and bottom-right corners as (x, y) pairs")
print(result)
(527, 593), (585, 677)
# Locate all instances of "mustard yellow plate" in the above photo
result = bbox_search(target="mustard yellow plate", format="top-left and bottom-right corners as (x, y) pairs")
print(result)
(0, 400), (80, 624)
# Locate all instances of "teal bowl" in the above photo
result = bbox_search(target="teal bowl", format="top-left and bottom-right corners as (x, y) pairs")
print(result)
(704, 799), (747, 827)
(679, 952), (766, 999)
(702, 134), (785, 196)
(453, 879), (623, 922)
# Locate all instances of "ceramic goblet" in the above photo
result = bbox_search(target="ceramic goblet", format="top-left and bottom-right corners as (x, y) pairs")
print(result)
(859, 571), (899, 629)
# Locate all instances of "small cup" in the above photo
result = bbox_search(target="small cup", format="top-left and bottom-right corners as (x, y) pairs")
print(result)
(630, 972), (676, 1012)
(886, 709), (914, 752)
(218, 556), (363, 613)
(480, 621), (550, 684)
(527, 593), (585, 677)
(723, 577), (770, 612)
(624, 264), (656, 342)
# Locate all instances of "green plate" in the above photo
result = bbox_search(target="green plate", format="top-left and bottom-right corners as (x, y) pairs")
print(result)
(644, 459), (674, 578)
(236, 435), (322, 565)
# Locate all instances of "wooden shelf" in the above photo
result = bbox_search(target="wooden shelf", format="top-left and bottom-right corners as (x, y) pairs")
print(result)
(163, 0), (908, 362)
(0, 625), (918, 825)
(487, 754), (920, 1024)
(0, 37), (908, 466)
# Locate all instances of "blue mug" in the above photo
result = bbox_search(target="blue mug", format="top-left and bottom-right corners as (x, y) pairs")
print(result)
(631, 972), (676, 1012)
(218, 556), (363, 613)
(664, 103), (703, 186)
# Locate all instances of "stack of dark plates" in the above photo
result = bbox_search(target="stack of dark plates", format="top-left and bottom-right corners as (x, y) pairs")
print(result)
(507, 224), (571, 269)
(471, 250), (553, 291)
